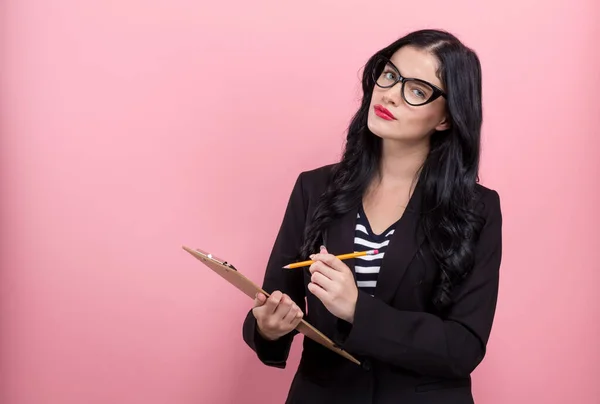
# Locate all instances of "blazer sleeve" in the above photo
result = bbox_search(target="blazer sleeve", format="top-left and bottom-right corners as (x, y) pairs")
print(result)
(242, 173), (308, 369)
(338, 190), (502, 378)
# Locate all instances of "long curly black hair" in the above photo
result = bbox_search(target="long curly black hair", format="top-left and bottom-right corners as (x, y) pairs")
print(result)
(300, 29), (485, 311)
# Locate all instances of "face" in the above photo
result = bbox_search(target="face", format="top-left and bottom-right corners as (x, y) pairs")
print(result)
(367, 46), (449, 144)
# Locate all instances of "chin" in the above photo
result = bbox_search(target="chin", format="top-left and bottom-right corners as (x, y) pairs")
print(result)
(367, 118), (399, 140)
(367, 119), (429, 144)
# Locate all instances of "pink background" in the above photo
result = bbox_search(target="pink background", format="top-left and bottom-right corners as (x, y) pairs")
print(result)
(1, 1), (599, 403)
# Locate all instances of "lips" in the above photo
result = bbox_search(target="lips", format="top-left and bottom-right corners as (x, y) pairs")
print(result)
(374, 105), (396, 120)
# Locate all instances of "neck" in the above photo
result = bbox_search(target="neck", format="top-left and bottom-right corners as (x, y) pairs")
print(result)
(377, 138), (429, 184)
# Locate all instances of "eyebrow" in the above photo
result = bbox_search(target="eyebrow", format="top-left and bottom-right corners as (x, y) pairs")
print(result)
(389, 60), (443, 88)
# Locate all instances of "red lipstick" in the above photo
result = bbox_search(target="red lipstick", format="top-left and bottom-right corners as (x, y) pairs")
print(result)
(374, 105), (396, 121)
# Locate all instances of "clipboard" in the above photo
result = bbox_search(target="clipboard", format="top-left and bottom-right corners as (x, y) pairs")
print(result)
(182, 245), (361, 366)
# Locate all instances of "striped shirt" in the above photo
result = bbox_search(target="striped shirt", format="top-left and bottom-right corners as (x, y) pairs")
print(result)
(354, 205), (399, 296)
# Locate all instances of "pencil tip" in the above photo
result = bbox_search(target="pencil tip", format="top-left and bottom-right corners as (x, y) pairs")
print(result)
(283, 265), (290, 269)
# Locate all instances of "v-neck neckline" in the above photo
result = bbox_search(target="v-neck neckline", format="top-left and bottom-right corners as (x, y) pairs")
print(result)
(358, 204), (400, 241)
(326, 179), (426, 303)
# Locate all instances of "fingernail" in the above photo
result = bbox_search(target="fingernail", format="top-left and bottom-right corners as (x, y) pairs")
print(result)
(309, 254), (315, 260)
(320, 245), (326, 250)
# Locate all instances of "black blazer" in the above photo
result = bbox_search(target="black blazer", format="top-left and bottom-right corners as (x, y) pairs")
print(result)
(242, 164), (502, 404)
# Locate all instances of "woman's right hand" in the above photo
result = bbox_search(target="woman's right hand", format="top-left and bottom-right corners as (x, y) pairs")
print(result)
(252, 290), (304, 341)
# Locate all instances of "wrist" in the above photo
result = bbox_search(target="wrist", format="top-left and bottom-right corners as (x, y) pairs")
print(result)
(348, 311), (355, 324)
(256, 324), (280, 341)
(344, 293), (358, 323)
(345, 306), (356, 323)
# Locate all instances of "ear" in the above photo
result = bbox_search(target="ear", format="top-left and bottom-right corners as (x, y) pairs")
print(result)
(434, 115), (451, 132)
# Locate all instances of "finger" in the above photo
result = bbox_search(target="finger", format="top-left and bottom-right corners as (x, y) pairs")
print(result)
(310, 270), (334, 291)
(253, 295), (267, 308)
(311, 253), (348, 273)
(265, 291), (283, 314)
(282, 303), (301, 324)
(308, 281), (328, 303)
(310, 245), (328, 258)
(309, 260), (338, 281)
(273, 294), (294, 319)
(253, 292), (267, 308)
(252, 294), (267, 316)
(290, 309), (304, 326)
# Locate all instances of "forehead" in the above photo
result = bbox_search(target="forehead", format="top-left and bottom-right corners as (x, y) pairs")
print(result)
(389, 46), (443, 89)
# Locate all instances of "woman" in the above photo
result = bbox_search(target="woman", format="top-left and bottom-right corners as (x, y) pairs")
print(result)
(242, 29), (502, 404)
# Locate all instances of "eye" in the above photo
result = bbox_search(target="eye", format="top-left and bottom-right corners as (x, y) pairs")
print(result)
(406, 82), (432, 99)
(412, 88), (426, 98)
(383, 69), (397, 81)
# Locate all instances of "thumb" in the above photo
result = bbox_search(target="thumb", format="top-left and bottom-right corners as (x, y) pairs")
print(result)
(254, 292), (267, 307)
(320, 245), (328, 254)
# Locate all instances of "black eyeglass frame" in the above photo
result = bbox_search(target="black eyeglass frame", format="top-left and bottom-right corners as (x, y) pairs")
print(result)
(371, 55), (447, 106)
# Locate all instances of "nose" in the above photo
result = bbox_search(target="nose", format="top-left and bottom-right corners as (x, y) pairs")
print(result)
(381, 85), (401, 107)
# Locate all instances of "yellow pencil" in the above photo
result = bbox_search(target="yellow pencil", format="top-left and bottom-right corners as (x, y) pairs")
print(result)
(283, 249), (380, 269)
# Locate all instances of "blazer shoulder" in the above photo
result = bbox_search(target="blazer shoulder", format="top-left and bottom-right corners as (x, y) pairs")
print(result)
(297, 163), (338, 195)
(300, 162), (337, 181)
(474, 183), (502, 221)
(475, 183), (500, 200)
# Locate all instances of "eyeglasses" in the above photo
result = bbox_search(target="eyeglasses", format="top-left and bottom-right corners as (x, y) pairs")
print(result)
(371, 56), (447, 106)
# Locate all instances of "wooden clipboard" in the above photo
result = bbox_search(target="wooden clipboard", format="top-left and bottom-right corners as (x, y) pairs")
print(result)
(182, 245), (361, 366)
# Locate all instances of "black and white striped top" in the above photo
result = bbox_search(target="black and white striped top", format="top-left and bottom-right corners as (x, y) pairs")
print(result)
(354, 206), (398, 296)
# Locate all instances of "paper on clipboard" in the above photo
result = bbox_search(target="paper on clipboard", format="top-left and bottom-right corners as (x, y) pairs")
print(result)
(182, 245), (361, 366)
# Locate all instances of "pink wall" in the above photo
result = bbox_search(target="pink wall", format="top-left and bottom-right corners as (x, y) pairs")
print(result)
(1, 1), (599, 403)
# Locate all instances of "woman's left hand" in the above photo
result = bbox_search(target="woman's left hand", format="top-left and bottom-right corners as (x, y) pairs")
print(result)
(308, 246), (358, 323)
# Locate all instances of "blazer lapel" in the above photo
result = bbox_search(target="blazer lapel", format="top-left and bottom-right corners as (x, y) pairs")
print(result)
(374, 183), (426, 303)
